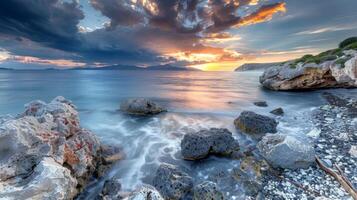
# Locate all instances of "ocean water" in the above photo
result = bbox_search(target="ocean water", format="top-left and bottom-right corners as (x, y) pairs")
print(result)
(1, 70), (356, 199)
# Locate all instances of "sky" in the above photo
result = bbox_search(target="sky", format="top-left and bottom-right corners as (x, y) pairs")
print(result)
(0, 0), (356, 71)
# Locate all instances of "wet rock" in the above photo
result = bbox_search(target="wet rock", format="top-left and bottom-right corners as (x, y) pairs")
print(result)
(232, 156), (266, 197)
(234, 111), (278, 139)
(181, 128), (240, 160)
(0, 97), (117, 199)
(0, 157), (77, 200)
(98, 179), (123, 200)
(322, 92), (349, 107)
(254, 101), (268, 107)
(97, 145), (125, 177)
(101, 145), (125, 164)
(193, 181), (224, 200)
(257, 134), (315, 169)
(153, 163), (193, 200)
(127, 185), (164, 200)
(120, 98), (166, 115)
(270, 108), (284, 116)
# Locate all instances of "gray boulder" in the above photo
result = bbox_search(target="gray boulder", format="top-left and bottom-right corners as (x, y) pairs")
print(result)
(257, 134), (315, 169)
(181, 128), (240, 160)
(253, 101), (268, 107)
(153, 163), (193, 200)
(127, 185), (164, 200)
(193, 181), (224, 200)
(270, 108), (284, 116)
(234, 111), (278, 138)
(120, 98), (166, 115)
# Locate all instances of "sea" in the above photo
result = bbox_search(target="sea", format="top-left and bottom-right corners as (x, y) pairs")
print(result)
(1, 70), (356, 199)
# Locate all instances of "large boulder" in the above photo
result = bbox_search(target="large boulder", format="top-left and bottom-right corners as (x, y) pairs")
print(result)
(193, 181), (224, 200)
(259, 54), (357, 90)
(257, 134), (315, 169)
(153, 163), (193, 200)
(120, 98), (166, 115)
(234, 111), (278, 139)
(0, 97), (119, 199)
(181, 128), (240, 160)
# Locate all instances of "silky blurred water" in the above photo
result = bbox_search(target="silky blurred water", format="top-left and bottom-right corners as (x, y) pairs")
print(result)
(0, 70), (356, 199)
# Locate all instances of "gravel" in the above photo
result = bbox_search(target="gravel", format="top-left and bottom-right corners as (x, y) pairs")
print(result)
(261, 94), (357, 200)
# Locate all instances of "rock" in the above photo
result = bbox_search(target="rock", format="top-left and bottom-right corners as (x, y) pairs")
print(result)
(306, 128), (321, 139)
(0, 157), (77, 200)
(127, 185), (164, 200)
(232, 156), (266, 197)
(259, 55), (357, 90)
(349, 146), (357, 158)
(257, 134), (315, 169)
(270, 108), (284, 116)
(101, 145), (125, 164)
(181, 128), (239, 160)
(0, 97), (117, 199)
(153, 163), (193, 200)
(120, 98), (166, 115)
(234, 111), (278, 139)
(193, 181), (224, 200)
(98, 179), (123, 200)
(64, 129), (102, 187)
(254, 101), (268, 107)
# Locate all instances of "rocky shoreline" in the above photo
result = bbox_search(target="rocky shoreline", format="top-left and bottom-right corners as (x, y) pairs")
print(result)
(0, 93), (356, 200)
(262, 92), (357, 199)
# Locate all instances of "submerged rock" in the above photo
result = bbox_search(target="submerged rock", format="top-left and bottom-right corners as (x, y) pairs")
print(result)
(253, 101), (268, 107)
(270, 107), (284, 116)
(127, 185), (164, 200)
(120, 98), (166, 115)
(257, 134), (315, 169)
(259, 53), (357, 90)
(234, 111), (278, 139)
(0, 97), (119, 199)
(193, 181), (224, 200)
(153, 163), (193, 200)
(232, 156), (267, 197)
(181, 128), (240, 160)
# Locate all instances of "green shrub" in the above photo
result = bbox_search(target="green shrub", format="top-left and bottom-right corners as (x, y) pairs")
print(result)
(342, 42), (357, 50)
(339, 37), (357, 48)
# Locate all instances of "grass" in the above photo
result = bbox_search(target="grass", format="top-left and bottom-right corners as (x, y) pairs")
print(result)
(288, 39), (357, 68)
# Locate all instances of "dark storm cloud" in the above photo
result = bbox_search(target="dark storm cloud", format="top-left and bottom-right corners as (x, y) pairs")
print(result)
(0, 0), (287, 68)
(0, 0), (84, 51)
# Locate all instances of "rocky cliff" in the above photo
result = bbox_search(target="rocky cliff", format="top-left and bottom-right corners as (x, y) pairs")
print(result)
(259, 50), (357, 90)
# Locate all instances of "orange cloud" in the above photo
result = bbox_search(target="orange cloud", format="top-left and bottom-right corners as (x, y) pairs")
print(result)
(237, 2), (286, 27)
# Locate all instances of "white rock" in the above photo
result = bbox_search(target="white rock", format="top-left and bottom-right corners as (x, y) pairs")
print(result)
(349, 146), (357, 158)
(0, 157), (77, 200)
(306, 128), (321, 138)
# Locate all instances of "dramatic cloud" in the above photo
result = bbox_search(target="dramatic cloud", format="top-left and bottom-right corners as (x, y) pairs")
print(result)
(0, 0), (287, 69)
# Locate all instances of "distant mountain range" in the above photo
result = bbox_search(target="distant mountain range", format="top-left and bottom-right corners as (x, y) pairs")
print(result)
(235, 62), (282, 72)
(70, 64), (201, 71)
(0, 67), (13, 70)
